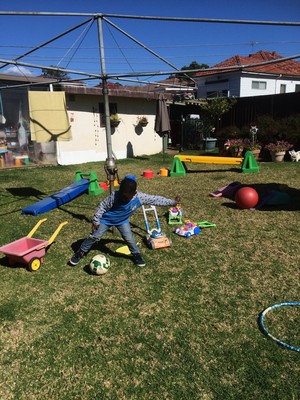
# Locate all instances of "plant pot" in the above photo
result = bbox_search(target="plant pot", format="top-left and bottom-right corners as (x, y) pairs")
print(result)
(270, 151), (285, 162)
(250, 149), (261, 160)
(110, 120), (120, 128)
(139, 121), (148, 127)
(202, 138), (217, 152)
(229, 147), (243, 157)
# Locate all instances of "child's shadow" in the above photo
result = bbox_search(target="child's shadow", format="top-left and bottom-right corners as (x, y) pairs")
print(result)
(70, 237), (133, 271)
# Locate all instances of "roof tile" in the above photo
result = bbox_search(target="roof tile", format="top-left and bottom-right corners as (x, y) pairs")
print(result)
(194, 50), (300, 77)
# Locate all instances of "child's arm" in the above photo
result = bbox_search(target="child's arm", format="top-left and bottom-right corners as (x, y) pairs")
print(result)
(137, 192), (180, 207)
(92, 192), (116, 226)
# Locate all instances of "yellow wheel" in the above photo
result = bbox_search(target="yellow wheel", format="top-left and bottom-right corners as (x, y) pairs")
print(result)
(27, 258), (41, 272)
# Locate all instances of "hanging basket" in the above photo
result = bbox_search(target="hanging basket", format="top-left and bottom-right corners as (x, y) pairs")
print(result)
(110, 120), (120, 128)
(139, 121), (148, 127)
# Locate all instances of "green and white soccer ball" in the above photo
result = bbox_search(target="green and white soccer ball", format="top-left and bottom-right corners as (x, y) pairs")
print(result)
(89, 254), (110, 275)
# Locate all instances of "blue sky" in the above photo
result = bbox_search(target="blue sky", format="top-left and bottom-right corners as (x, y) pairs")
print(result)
(0, 0), (299, 84)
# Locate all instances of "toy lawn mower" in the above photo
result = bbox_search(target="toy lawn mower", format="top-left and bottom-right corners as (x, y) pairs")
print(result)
(142, 205), (172, 250)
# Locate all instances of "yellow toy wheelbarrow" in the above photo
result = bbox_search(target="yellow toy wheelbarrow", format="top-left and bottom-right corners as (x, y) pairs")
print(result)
(0, 218), (68, 272)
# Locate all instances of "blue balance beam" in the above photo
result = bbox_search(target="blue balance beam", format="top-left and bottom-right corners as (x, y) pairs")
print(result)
(22, 179), (90, 216)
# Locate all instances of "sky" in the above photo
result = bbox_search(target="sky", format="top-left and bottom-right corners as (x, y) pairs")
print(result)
(0, 0), (299, 85)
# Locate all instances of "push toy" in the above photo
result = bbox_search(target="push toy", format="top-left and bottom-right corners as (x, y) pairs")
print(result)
(168, 205), (183, 225)
(174, 220), (201, 238)
(0, 218), (68, 272)
(142, 205), (172, 250)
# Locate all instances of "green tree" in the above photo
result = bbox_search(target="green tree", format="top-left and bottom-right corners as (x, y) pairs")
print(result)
(41, 66), (70, 79)
(199, 98), (237, 137)
(177, 61), (208, 78)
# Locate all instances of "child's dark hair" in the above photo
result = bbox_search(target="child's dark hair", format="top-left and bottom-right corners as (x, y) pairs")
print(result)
(119, 178), (137, 194)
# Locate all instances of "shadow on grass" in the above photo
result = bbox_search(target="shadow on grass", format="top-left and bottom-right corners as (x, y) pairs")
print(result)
(0, 255), (17, 269)
(55, 206), (91, 223)
(219, 182), (300, 211)
(184, 167), (242, 174)
(69, 223), (149, 271)
(6, 187), (47, 197)
(0, 187), (48, 216)
(70, 237), (133, 261)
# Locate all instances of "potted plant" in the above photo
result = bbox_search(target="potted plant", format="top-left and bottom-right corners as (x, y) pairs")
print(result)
(265, 140), (293, 162)
(137, 116), (148, 127)
(243, 139), (262, 160)
(199, 98), (236, 152)
(110, 113), (121, 127)
(225, 138), (245, 157)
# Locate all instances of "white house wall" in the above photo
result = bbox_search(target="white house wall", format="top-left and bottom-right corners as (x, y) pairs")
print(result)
(240, 75), (298, 97)
(56, 95), (162, 166)
(196, 72), (300, 98)
(196, 73), (240, 98)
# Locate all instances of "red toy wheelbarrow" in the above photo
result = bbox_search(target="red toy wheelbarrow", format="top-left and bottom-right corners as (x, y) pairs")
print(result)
(0, 218), (68, 272)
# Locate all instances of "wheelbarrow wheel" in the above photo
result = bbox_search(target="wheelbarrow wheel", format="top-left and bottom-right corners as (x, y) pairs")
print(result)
(27, 257), (41, 272)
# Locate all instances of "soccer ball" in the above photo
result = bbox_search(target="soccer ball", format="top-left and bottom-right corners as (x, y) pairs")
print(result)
(89, 254), (110, 275)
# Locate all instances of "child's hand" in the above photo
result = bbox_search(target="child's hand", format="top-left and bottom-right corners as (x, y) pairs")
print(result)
(92, 223), (99, 232)
(175, 196), (181, 204)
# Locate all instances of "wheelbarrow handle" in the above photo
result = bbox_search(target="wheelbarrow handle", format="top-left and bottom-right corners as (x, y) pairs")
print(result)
(47, 221), (68, 246)
(26, 218), (47, 238)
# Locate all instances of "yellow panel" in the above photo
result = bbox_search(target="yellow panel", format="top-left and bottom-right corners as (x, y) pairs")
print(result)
(175, 155), (243, 165)
(28, 91), (72, 142)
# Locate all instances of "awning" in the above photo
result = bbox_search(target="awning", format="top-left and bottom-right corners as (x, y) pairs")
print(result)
(28, 91), (72, 142)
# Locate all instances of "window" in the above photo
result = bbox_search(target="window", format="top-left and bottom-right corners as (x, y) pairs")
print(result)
(99, 102), (118, 126)
(207, 90), (229, 98)
(99, 102), (117, 114)
(295, 84), (300, 93)
(280, 84), (286, 94)
(252, 81), (267, 90)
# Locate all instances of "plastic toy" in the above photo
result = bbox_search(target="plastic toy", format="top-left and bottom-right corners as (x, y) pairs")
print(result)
(115, 245), (131, 255)
(174, 220), (201, 238)
(0, 218), (68, 272)
(210, 181), (290, 210)
(22, 171), (104, 216)
(196, 221), (216, 228)
(259, 302), (300, 352)
(168, 205), (183, 225)
(235, 186), (259, 209)
(89, 254), (110, 275)
(289, 150), (300, 162)
(142, 205), (172, 249)
(170, 151), (259, 176)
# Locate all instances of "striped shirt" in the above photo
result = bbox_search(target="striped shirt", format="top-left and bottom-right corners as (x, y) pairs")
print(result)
(92, 191), (177, 226)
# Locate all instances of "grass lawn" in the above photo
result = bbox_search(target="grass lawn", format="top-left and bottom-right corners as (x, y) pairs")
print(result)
(0, 153), (299, 400)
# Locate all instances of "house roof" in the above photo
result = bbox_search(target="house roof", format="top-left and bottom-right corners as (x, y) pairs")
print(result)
(0, 73), (172, 100)
(193, 50), (300, 78)
(57, 82), (173, 101)
(0, 73), (55, 86)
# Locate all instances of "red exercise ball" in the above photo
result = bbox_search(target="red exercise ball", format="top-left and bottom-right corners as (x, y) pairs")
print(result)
(235, 186), (259, 209)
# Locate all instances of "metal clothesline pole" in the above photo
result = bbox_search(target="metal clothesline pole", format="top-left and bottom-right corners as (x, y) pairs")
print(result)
(0, 11), (299, 27)
(97, 16), (118, 195)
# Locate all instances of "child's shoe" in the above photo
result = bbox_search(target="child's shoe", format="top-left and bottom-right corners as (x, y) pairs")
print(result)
(69, 249), (86, 266)
(132, 253), (146, 267)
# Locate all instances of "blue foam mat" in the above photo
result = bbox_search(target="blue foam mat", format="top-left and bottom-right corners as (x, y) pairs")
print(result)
(22, 179), (89, 216)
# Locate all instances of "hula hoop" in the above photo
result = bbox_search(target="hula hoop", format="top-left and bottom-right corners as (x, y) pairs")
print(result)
(259, 302), (300, 352)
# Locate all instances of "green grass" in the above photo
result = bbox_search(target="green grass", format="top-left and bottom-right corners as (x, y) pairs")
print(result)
(0, 154), (299, 400)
